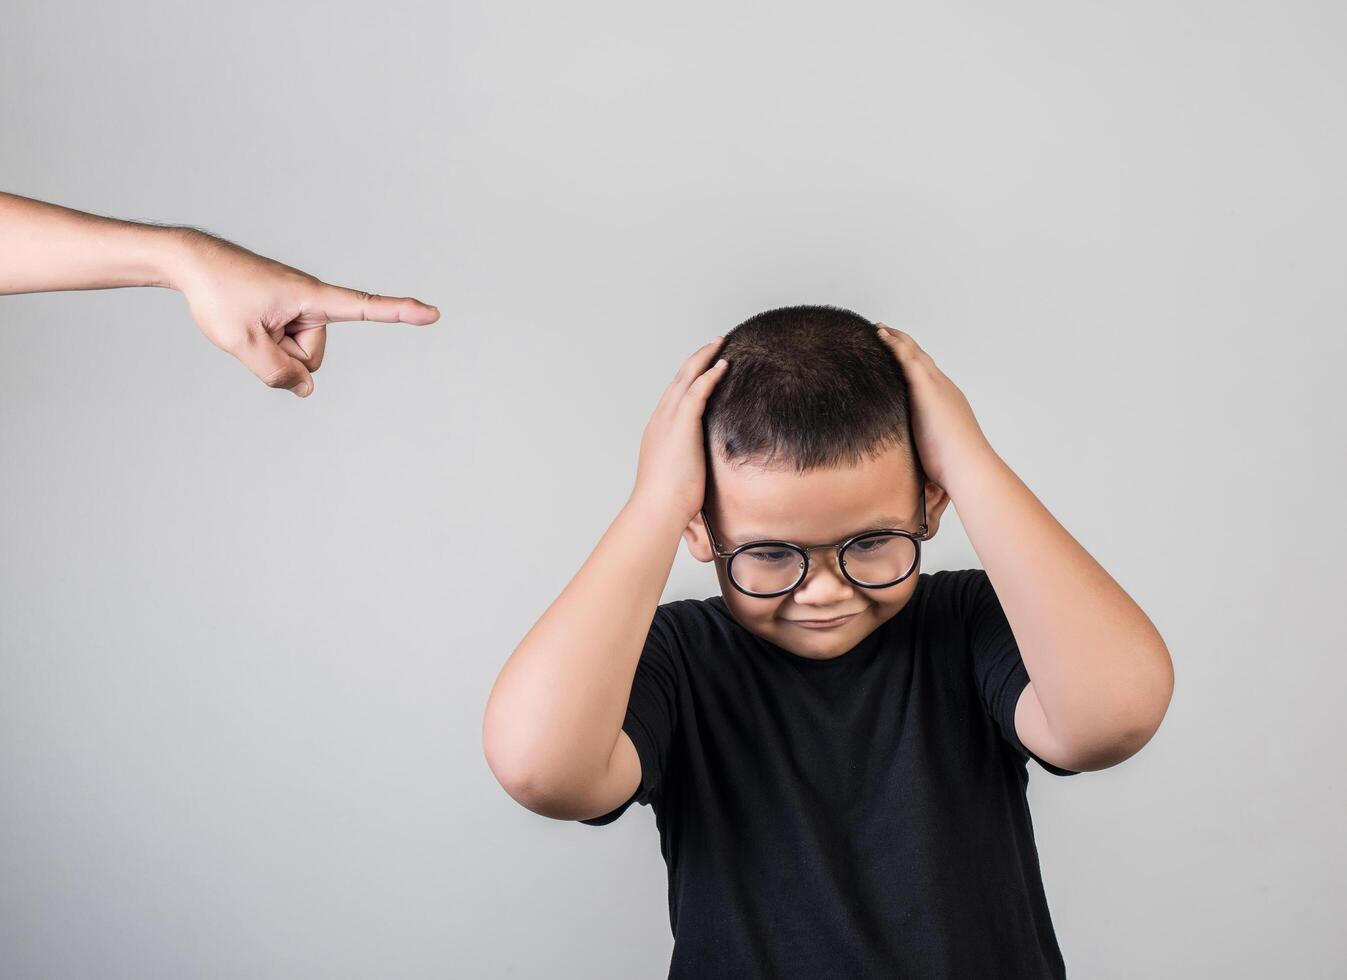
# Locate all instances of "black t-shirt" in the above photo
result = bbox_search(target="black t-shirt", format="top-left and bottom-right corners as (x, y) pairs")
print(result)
(579, 567), (1080, 979)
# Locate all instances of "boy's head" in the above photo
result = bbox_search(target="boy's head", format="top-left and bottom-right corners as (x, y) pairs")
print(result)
(683, 304), (952, 661)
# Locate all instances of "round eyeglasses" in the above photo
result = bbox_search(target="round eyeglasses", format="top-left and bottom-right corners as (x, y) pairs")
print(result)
(699, 492), (928, 599)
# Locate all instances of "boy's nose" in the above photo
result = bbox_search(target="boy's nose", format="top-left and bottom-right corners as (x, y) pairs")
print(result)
(792, 551), (856, 604)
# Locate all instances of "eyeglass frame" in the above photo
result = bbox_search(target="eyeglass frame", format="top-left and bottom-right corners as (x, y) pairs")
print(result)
(698, 485), (929, 599)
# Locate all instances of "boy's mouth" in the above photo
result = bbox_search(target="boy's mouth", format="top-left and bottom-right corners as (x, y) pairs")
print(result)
(787, 611), (861, 629)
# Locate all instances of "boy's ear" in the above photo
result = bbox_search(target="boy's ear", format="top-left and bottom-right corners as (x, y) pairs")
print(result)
(920, 479), (954, 540)
(683, 511), (716, 563)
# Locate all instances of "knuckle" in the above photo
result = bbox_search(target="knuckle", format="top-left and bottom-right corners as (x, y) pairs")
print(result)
(226, 326), (264, 354)
(283, 269), (319, 287)
(241, 323), (270, 346)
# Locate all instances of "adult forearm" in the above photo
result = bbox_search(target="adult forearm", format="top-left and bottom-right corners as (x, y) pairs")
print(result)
(945, 446), (1174, 756)
(0, 191), (196, 295)
(483, 495), (688, 800)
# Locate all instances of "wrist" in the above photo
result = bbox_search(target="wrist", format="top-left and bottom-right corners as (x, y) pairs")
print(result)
(941, 443), (1006, 500)
(622, 492), (697, 540)
(140, 225), (209, 291)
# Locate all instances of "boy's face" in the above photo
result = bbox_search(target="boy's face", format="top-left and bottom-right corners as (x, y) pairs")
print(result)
(684, 441), (952, 662)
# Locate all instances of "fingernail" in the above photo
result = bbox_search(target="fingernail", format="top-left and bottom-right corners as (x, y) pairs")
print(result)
(294, 381), (313, 397)
(717, 358), (727, 367)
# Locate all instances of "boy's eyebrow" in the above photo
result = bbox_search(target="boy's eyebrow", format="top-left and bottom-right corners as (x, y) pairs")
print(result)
(731, 515), (912, 546)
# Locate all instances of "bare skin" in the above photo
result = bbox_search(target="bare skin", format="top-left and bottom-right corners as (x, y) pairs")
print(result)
(0, 191), (439, 396)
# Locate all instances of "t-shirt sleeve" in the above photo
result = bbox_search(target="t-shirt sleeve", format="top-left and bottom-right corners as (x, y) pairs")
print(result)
(578, 602), (683, 825)
(959, 568), (1082, 777)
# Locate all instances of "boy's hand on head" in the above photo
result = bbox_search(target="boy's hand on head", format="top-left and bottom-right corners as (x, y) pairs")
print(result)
(171, 231), (439, 397)
(629, 337), (729, 523)
(875, 324), (996, 493)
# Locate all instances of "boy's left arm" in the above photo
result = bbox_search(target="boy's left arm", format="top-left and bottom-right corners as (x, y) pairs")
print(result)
(877, 325), (1175, 773)
(952, 449), (1174, 771)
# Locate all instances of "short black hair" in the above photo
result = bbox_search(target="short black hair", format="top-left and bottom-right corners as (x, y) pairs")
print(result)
(703, 304), (922, 478)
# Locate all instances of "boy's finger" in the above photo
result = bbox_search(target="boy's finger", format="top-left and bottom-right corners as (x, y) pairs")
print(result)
(680, 357), (729, 411)
(235, 332), (315, 397)
(316, 285), (440, 325)
(672, 337), (725, 390)
(877, 323), (921, 352)
(658, 337), (724, 413)
(878, 326), (941, 382)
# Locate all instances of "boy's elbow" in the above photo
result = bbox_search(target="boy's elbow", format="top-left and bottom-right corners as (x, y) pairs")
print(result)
(1073, 663), (1175, 771)
(483, 680), (547, 801)
(1123, 652), (1175, 755)
(484, 738), (555, 813)
(483, 714), (544, 809)
(493, 765), (558, 814)
(485, 743), (622, 822)
(1082, 646), (1169, 770)
(480, 661), (626, 820)
(482, 720), (590, 818)
(489, 760), (595, 820)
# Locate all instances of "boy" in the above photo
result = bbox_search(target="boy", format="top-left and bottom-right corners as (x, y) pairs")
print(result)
(483, 305), (1174, 978)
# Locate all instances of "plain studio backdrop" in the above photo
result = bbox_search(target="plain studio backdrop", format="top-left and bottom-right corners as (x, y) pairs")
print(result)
(1, 2), (1343, 977)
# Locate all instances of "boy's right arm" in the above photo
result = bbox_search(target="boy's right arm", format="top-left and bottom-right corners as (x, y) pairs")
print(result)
(481, 338), (729, 821)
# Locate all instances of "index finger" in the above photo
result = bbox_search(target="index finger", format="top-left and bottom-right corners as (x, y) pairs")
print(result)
(316, 284), (440, 325)
(655, 336), (725, 413)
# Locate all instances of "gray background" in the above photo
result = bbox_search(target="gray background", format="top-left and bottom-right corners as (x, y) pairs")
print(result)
(1, 1), (1343, 977)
